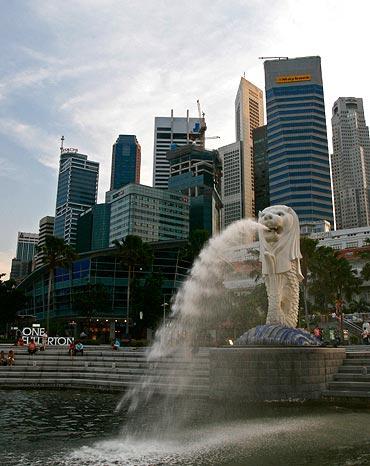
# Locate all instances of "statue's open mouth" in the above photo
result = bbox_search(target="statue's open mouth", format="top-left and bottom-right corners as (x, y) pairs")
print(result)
(267, 226), (281, 233)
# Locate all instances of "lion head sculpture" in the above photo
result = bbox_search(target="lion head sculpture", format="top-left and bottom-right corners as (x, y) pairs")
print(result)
(258, 205), (303, 279)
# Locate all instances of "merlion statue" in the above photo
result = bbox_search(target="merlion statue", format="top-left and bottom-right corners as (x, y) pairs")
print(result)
(258, 205), (303, 328)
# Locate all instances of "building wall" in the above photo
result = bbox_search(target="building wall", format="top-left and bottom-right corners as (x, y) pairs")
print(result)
(264, 56), (334, 226)
(153, 112), (205, 189)
(18, 242), (191, 322)
(167, 145), (222, 235)
(108, 184), (189, 244)
(253, 125), (270, 214)
(10, 232), (39, 281)
(76, 204), (112, 253)
(235, 77), (264, 219)
(110, 135), (141, 190)
(34, 216), (55, 269)
(218, 141), (243, 229)
(331, 97), (370, 229)
(54, 150), (99, 246)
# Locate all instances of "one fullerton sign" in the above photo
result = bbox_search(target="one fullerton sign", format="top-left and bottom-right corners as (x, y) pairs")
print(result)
(22, 327), (74, 346)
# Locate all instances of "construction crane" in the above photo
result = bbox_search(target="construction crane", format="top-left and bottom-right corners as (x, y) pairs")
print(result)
(190, 99), (207, 142)
(259, 56), (289, 60)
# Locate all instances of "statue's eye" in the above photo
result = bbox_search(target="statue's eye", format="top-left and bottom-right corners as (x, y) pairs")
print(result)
(278, 212), (284, 216)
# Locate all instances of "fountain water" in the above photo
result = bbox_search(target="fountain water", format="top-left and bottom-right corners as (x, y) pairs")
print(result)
(117, 218), (263, 416)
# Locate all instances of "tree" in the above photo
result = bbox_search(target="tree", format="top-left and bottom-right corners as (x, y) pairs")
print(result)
(37, 236), (77, 333)
(300, 237), (319, 328)
(113, 235), (153, 334)
(131, 272), (164, 333)
(0, 273), (26, 332)
(309, 246), (361, 312)
(73, 283), (110, 324)
(181, 229), (210, 263)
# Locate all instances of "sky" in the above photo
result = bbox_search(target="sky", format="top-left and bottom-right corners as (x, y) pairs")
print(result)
(1, 0), (370, 278)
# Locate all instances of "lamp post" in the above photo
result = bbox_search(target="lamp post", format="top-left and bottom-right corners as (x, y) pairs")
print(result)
(161, 301), (169, 327)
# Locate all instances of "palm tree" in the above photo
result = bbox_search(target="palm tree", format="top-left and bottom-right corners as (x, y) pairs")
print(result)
(113, 235), (153, 334)
(300, 237), (319, 328)
(37, 236), (77, 333)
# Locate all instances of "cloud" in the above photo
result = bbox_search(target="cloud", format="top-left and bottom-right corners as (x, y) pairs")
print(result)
(0, 118), (59, 169)
(0, 251), (13, 279)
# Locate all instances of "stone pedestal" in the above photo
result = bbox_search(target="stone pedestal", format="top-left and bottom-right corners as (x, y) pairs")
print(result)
(209, 347), (345, 401)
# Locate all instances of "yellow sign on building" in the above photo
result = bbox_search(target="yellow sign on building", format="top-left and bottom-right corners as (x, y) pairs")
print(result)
(276, 75), (311, 84)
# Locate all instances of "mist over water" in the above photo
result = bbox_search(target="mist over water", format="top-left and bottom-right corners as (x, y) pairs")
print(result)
(117, 218), (262, 419)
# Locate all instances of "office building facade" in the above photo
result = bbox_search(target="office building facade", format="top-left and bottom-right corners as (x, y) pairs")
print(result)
(264, 56), (333, 226)
(253, 125), (270, 214)
(331, 97), (370, 229)
(54, 149), (99, 246)
(167, 144), (222, 234)
(108, 184), (189, 244)
(34, 216), (55, 269)
(153, 110), (206, 189)
(218, 141), (243, 229)
(235, 77), (264, 218)
(110, 135), (141, 191)
(17, 241), (191, 325)
(76, 204), (111, 253)
(10, 232), (39, 281)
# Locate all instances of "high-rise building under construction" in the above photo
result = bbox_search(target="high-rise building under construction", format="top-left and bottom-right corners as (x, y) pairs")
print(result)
(153, 110), (206, 189)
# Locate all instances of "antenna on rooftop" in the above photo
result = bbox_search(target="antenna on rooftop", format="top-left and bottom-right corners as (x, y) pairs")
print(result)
(60, 136), (65, 153)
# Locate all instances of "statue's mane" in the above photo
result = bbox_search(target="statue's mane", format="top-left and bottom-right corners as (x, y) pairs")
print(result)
(259, 205), (303, 278)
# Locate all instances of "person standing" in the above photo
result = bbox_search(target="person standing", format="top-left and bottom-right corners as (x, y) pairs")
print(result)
(41, 332), (48, 351)
(361, 327), (369, 345)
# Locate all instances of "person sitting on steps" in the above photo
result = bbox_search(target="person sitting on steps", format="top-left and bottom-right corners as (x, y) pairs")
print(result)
(0, 351), (7, 366)
(75, 340), (84, 356)
(28, 339), (37, 355)
(7, 350), (15, 366)
(68, 341), (76, 357)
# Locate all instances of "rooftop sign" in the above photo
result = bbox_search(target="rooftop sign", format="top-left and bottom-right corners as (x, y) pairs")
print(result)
(61, 148), (78, 154)
(276, 74), (311, 84)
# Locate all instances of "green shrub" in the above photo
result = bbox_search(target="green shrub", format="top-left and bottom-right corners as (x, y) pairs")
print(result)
(82, 339), (101, 345)
(129, 339), (148, 347)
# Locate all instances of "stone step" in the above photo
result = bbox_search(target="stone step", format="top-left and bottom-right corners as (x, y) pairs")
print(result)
(322, 389), (370, 399)
(338, 366), (370, 373)
(334, 373), (370, 382)
(0, 377), (210, 392)
(343, 359), (370, 365)
(328, 380), (370, 391)
(346, 353), (370, 359)
(0, 371), (209, 383)
(0, 366), (210, 377)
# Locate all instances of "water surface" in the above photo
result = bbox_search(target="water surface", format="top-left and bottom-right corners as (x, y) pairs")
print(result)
(1, 390), (370, 466)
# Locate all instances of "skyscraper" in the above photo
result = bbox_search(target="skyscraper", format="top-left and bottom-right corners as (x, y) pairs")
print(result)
(218, 141), (243, 228)
(331, 97), (370, 229)
(34, 216), (55, 269)
(167, 144), (222, 234)
(153, 110), (206, 189)
(235, 77), (264, 218)
(110, 135), (141, 191)
(264, 56), (333, 226)
(253, 125), (270, 214)
(10, 232), (39, 281)
(54, 148), (99, 246)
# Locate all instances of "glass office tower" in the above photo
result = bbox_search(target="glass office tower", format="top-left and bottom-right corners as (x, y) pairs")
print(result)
(264, 56), (334, 226)
(54, 149), (99, 246)
(110, 135), (141, 190)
